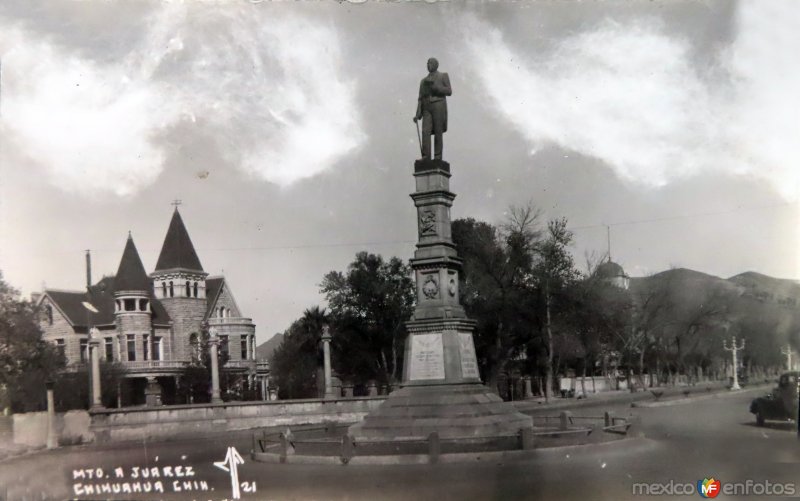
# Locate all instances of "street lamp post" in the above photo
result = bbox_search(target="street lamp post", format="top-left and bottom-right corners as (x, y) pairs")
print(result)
(82, 301), (102, 409)
(722, 336), (745, 391)
(208, 328), (222, 404)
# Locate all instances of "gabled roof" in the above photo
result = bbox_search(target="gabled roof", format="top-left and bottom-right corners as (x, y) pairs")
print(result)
(205, 277), (225, 319)
(154, 208), (204, 272)
(115, 234), (150, 291)
(43, 275), (171, 327)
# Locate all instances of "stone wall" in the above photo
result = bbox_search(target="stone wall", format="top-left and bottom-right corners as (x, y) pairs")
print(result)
(13, 410), (93, 447)
(89, 397), (386, 443)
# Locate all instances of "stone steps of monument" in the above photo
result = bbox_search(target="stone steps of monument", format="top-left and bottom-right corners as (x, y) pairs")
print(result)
(364, 403), (524, 418)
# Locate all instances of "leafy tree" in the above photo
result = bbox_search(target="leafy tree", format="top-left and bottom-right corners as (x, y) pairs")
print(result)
(0, 272), (65, 412)
(321, 252), (415, 384)
(269, 307), (328, 399)
(531, 218), (581, 401)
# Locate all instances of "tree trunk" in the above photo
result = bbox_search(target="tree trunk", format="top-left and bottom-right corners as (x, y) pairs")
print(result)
(545, 286), (554, 403)
(638, 348), (646, 390)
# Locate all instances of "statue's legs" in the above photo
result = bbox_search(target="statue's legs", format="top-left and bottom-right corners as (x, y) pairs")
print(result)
(421, 111), (433, 159)
(433, 131), (443, 160)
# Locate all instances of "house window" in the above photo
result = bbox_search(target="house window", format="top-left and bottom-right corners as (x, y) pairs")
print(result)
(219, 335), (229, 357)
(55, 339), (65, 358)
(193, 282), (198, 298)
(104, 338), (113, 362)
(162, 282), (167, 297)
(139, 299), (148, 311)
(143, 334), (150, 361)
(241, 336), (248, 360)
(153, 337), (162, 361)
(127, 335), (136, 362)
(185, 281), (190, 297)
(169, 281), (174, 297)
(124, 299), (135, 312)
(45, 305), (53, 325)
(80, 339), (88, 363)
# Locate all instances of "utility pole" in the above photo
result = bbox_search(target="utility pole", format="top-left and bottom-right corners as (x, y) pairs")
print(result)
(781, 344), (793, 371)
(723, 336), (745, 390)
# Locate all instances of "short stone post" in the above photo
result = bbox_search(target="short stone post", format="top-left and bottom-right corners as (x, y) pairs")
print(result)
(341, 434), (355, 464)
(380, 384), (388, 396)
(208, 330), (222, 403)
(45, 380), (57, 449)
(519, 427), (535, 450)
(559, 411), (573, 431)
(428, 431), (441, 464)
(268, 387), (278, 401)
(367, 380), (378, 397)
(342, 381), (354, 398)
(321, 326), (334, 400)
(523, 376), (534, 399)
(89, 337), (103, 409)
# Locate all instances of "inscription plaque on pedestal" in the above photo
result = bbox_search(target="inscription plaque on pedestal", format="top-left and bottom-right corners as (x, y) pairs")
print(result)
(409, 333), (445, 380)
(458, 333), (480, 378)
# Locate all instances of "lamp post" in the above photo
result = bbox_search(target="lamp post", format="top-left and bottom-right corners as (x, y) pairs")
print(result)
(723, 336), (745, 391)
(82, 301), (102, 409)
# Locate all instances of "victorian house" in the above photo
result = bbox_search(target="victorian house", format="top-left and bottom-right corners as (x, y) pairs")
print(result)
(35, 208), (265, 405)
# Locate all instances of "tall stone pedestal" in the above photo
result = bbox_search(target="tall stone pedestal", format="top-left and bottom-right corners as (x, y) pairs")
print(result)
(349, 159), (532, 439)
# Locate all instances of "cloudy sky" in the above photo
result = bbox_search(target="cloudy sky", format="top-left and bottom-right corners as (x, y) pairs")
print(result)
(0, 0), (797, 342)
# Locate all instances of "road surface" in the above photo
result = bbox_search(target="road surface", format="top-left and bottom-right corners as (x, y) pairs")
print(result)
(2, 387), (797, 500)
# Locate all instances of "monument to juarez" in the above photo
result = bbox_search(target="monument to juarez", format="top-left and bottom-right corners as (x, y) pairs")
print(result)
(350, 59), (533, 439)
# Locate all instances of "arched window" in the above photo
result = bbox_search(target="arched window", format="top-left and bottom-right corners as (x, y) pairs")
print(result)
(45, 305), (53, 325)
(162, 282), (167, 297)
(185, 281), (190, 297)
(169, 281), (174, 298)
(226, 308), (231, 318)
(193, 282), (198, 298)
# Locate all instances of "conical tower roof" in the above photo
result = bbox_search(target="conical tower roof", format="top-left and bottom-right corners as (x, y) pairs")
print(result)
(115, 234), (151, 291)
(154, 208), (204, 272)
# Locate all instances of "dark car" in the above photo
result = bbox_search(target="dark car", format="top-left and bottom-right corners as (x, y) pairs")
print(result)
(750, 371), (799, 426)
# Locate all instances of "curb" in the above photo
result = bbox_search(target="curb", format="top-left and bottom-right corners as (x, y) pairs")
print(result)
(631, 386), (767, 408)
(250, 435), (647, 466)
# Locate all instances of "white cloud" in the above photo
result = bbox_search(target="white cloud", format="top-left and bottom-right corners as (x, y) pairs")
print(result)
(0, 4), (365, 196)
(459, 0), (800, 201)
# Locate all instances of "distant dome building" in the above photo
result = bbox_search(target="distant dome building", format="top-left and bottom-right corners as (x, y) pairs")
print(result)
(595, 260), (630, 290)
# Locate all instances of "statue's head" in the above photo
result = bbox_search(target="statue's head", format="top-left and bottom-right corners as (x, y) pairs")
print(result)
(427, 58), (439, 72)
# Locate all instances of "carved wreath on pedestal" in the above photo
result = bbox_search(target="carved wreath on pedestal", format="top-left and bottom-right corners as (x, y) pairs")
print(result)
(419, 209), (437, 236)
(422, 275), (439, 299)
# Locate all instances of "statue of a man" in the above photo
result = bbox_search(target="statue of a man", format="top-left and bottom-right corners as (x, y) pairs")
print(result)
(413, 58), (452, 160)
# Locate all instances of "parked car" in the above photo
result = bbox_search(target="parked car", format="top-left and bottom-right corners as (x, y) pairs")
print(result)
(749, 371), (799, 426)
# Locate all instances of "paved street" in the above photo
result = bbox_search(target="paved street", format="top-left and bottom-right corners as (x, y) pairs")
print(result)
(2, 387), (798, 500)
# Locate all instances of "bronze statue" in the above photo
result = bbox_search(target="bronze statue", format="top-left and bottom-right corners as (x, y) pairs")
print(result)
(413, 58), (452, 160)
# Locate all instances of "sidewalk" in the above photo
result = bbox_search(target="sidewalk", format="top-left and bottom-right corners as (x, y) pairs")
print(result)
(512, 381), (771, 414)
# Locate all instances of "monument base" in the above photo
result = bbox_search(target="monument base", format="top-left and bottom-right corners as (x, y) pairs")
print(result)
(348, 383), (533, 439)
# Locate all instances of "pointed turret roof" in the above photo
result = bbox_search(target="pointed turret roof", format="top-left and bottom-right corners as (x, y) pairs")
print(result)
(154, 208), (204, 272)
(115, 233), (151, 291)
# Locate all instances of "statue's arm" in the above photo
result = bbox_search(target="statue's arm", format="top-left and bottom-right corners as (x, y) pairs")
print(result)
(434, 73), (452, 97)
